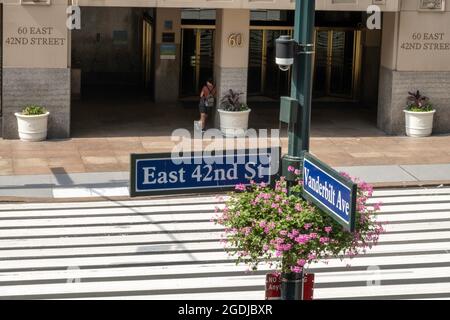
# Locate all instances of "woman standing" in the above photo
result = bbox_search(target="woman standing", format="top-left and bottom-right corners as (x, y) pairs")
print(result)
(195, 78), (216, 132)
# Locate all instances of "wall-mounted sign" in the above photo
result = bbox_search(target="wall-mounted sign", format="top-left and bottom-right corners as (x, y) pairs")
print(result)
(160, 43), (176, 60)
(302, 152), (357, 232)
(129, 149), (279, 197)
(164, 20), (173, 30)
(419, 0), (446, 11)
(228, 33), (243, 47)
(400, 32), (449, 51)
(162, 32), (175, 43)
(4, 26), (65, 46)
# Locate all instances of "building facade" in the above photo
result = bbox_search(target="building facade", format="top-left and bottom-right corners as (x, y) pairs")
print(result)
(1, 0), (450, 139)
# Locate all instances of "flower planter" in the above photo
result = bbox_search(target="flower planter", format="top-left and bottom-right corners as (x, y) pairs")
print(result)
(404, 110), (436, 137)
(217, 109), (251, 137)
(15, 112), (49, 142)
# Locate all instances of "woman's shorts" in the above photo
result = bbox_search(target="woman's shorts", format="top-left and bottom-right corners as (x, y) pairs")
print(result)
(199, 103), (209, 114)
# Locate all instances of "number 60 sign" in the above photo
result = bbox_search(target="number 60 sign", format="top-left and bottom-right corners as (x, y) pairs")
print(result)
(228, 33), (243, 47)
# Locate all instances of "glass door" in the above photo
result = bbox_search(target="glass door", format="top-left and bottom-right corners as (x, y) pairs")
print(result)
(180, 27), (215, 97)
(248, 30), (264, 95)
(313, 28), (362, 100)
(248, 27), (293, 98)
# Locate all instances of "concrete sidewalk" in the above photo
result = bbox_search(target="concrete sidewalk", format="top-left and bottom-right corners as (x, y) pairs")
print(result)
(1, 163), (450, 200)
(2, 134), (450, 176)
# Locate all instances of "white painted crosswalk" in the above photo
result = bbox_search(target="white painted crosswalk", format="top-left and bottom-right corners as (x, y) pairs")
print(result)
(0, 187), (449, 300)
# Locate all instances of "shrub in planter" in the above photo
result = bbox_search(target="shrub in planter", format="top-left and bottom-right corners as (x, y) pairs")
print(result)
(217, 90), (251, 137)
(404, 90), (436, 137)
(15, 105), (50, 142)
(214, 168), (384, 298)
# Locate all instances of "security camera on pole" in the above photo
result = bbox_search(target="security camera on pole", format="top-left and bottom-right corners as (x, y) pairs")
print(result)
(275, 0), (316, 300)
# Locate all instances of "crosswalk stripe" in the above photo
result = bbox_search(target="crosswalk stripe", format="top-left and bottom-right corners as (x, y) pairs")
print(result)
(0, 187), (449, 300)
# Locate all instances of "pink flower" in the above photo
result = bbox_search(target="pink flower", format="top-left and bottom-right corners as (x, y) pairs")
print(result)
(242, 227), (252, 236)
(235, 183), (246, 191)
(295, 203), (302, 212)
(309, 232), (318, 239)
(297, 259), (306, 266)
(319, 237), (329, 244)
(259, 221), (267, 228)
(288, 166), (295, 172)
(291, 266), (303, 273)
(279, 230), (288, 236)
(307, 253), (316, 260)
(324, 226), (332, 234)
(294, 169), (301, 175)
(263, 244), (269, 251)
(304, 223), (312, 230)
(294, 234), (310, 244)
(260, 182), (267, 188)
(373, 202), (382, 211)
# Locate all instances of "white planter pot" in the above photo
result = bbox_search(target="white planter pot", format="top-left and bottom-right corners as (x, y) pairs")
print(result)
(15, 112), (50, 142)
(404, 110), (435, 137)
(218, 109), (251, 137)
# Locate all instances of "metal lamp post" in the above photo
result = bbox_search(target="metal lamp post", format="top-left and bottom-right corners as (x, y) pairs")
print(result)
(276, 0), (316, 300)
(280, 0), (316, 179)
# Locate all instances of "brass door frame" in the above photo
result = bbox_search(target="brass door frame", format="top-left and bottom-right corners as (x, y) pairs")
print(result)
(180, 25), (215, 96)
(313, 27), (362, 101)
(142, 17), (153, 90)
(249, 26), (294, 96)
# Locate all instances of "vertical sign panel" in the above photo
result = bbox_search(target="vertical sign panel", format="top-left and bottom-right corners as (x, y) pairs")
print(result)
(302, 152), (357, 232)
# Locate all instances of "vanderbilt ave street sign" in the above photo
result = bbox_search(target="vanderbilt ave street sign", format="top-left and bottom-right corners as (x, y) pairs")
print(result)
(302, 152), (357, 232)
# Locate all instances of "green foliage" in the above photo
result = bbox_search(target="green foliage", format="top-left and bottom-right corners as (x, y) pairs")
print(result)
(22, 105), (47, 116)
(214, 173), (383, 274)
(406, 90), (434, 112)
(220, 90), (249, 112)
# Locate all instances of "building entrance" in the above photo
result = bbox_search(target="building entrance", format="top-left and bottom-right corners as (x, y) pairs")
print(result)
(247, 27), (293, 98)
(313, 28), (362, 101)
(180, 26), (215, 97)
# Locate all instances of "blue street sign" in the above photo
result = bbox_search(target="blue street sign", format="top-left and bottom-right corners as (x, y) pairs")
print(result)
(130, 149), (280, 197)
(302, 152), (357, 232)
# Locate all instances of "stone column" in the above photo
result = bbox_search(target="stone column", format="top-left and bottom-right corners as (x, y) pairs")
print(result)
(360, 29), (381, 109)
(154, 8), (181, 103)
(377, 4), (450, 135)
(2, 1), (71, 139)
(213, 9), (250, 127)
